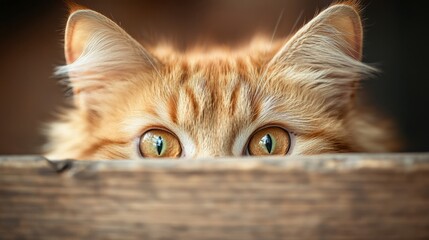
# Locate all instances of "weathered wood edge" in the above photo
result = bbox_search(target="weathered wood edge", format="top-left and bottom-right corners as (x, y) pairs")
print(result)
(1, 153), (429, 173)
(2, 154), (429, 240)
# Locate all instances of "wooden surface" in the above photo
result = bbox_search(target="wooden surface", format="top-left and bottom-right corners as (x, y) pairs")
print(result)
(1, 154), (429, 240)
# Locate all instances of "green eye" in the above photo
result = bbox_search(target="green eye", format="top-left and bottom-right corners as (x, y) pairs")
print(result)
(139, 129), (181, 158)
(248, 127), (290, 156)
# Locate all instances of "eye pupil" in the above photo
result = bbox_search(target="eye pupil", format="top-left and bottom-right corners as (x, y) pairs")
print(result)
(156, 136), (163, 155)
(247, 127), (290, 156)
(139, 129), (181, 158)
(261, 134), (273, 154)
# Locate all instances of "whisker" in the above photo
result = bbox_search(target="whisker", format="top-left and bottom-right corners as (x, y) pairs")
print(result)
(260, 9), (305, 86)
(141, 50), (163, 80)
(287, 10), (304, 41)
(259, 8), (285, 87)
(269, 8), (285, 50)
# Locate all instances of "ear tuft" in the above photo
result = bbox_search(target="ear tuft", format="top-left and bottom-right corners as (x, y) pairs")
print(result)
(267, 4), (376, 114)
(320, 4), (363, 60)
(57, 9), (158, 111)
(66, 1), (87, 16)
(64, 9), (149, 65)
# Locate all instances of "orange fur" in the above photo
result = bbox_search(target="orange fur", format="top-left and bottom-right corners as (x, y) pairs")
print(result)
(44, 3), (399, 160)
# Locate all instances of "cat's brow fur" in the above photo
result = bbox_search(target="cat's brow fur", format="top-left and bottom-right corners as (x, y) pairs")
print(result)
(44, 2), (399, 160)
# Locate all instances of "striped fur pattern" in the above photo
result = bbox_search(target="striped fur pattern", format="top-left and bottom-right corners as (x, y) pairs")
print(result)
(44, 3), (398, 160)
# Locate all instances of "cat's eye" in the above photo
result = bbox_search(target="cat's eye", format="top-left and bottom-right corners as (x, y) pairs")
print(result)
(247, 127), (290, 156)
(139, 129), (182, 158)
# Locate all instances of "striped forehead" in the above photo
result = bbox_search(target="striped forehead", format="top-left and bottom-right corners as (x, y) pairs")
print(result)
(170, 62), (259, 130)
(121, 57), (323, 156)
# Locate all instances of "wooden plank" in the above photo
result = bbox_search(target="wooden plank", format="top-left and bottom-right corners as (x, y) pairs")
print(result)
(1, 154), (429, 240)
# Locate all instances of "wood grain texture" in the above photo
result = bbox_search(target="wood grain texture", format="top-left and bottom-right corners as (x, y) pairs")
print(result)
(1, 154), (429, 240)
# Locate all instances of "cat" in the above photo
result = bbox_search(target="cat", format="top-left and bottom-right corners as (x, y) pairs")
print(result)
(44, 2), (399, 160)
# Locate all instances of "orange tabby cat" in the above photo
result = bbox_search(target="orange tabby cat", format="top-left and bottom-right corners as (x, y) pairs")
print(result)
(44, 3), (398, 160)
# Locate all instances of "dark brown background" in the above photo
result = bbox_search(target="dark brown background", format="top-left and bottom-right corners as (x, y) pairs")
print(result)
(0, 0), (427, 154)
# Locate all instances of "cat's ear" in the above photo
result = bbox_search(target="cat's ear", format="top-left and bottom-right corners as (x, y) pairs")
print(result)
(268, 4), (375, 113)
(57, 9), (158, 110)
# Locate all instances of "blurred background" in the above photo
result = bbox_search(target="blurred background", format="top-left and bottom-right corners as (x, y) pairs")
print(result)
(0, 0), (427, 154)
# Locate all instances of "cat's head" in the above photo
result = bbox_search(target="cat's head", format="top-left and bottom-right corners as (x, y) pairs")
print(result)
(45, 3), (398, 160)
